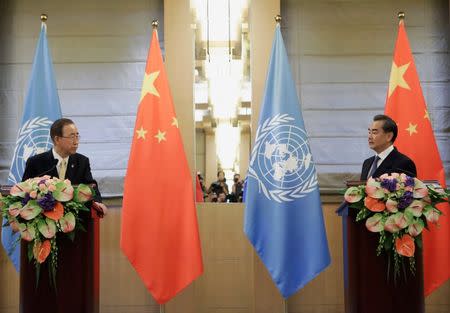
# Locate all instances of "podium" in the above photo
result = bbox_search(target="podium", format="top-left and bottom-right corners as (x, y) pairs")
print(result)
(337, 181), (425, 313)
(1, 185), (100, 313)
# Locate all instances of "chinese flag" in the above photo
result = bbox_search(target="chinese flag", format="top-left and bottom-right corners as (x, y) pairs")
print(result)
(384, 19), (449, 295)
(120, 29), (203, 304)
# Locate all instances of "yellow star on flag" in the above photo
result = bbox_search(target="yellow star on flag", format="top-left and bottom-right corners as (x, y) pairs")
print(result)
(171, 117), (179, 128)
(388, 62), (411, 97)
(140, 71), (160, 102)
(405, 122), (418, 136)
(154, 130), (166, 143)
(136, 126), (147, 139)
(424, 110), (430, 120)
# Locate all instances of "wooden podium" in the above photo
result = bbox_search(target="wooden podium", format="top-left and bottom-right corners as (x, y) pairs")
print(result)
(337, 181), (425, 313)
(1, 185), (100, 313)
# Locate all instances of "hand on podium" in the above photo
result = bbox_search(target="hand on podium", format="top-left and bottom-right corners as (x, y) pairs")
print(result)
(92, 201), (108, 218)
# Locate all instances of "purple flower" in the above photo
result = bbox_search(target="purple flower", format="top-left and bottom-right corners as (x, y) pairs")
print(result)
(398, 191), (413, 209)
(381, 178), (398, 192)
(21, 193), (31, 206)
(405, 176), (415, 187)
(37, 193), (56, 212)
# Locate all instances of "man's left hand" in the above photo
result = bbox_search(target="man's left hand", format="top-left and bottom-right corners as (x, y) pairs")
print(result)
(92, 201), (108, 218)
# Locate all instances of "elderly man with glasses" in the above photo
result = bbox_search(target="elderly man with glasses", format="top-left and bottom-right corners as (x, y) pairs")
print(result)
(22, 117), (107, 215)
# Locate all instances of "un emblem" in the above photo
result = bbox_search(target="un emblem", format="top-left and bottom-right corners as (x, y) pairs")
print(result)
(9, 117), (54, 184)
(248, 114), (318, 203)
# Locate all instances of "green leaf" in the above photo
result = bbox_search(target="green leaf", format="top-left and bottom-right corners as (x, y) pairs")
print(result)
(67, 231), (75, 242)
(356, 208), (370, 222)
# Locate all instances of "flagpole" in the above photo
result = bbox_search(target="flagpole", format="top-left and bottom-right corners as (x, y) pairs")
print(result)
(153, 18), (164, 313)
(40, 13), (47, 30)
(283, 298), (288, 313)
(397, 11), (405, 24)
(275, 14), (282, 24)
(274, 15), (289, 313)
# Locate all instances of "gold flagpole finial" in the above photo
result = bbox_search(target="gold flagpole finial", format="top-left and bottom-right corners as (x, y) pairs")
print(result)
(275, 15), (282, 24)
(397, 12), (405, 20)
(40, 14), (48, 22)
(152, 19), (158, 29)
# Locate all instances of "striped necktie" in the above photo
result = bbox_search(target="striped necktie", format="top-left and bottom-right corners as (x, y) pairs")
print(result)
(367, 155), (380, 179)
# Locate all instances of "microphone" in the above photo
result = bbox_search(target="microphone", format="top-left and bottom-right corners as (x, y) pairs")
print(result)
(35, 159), (59, 178)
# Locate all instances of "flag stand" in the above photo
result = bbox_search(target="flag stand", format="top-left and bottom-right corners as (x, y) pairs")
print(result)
(283, 299), (288, 313)
(159, 304), (165, 313)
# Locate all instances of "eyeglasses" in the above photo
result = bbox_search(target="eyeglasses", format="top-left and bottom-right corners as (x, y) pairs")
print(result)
(60, 134), (81, 141)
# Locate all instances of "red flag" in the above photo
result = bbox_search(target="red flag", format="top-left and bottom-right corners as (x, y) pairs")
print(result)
(120, 29), (203, 304)
(384, 19), (449, 295)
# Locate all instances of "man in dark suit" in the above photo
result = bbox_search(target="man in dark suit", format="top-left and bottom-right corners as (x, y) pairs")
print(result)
(349, 114), (424, 313)
(361, 114), (416, 179)
(20, 118), (106, 313)
(22, 118), (106, 212)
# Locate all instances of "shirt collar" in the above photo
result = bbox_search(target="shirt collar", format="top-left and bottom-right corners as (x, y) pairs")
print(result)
(376, 144), (394, 162)
(52, 148), (69, 163)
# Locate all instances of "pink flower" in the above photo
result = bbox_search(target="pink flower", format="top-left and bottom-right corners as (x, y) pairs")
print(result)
(38, 183), (47, 192)
(385, 198), (398, 213)
(18, 223), (36, 241)
(9, 219), (20, 233)
(48, 184), (56, 192)
(29, 190), (38, 199)
(52, 182), (74, 202)
(59, 212), (76, 233)
(8, 202), (22, 217)
(408, 219), (425, 237)
(344, 187), (363, 203)
(37, 219), (57, 239)
(19, 201), (42, 220)
(423, 208), (440, 224)
(399, 173), (408, 183)
(393, 212), (410, 229)
(74, 184), (93, 203)
(413, 178), (428, 198)
(365, 214), (384, 232)
(365, 178), (385, 199)
(395, 234), (415, 257)
(405, 200), (424, 217)
(384, 215), (401, 233)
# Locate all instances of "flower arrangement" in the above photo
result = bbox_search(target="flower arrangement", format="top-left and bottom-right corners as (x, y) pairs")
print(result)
(344, 173), (449, 279)
(0, 176), (94, 288)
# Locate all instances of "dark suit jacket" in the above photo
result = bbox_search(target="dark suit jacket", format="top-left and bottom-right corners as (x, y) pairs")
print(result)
(360, 147), (417, 180)
(22, 150), (102, 201)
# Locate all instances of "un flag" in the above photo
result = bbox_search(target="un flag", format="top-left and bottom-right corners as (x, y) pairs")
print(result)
(2, 22), (62, 271)
(244, 24), (330, 298)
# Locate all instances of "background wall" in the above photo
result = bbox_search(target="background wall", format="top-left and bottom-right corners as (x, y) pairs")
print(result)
(281, 0), (449, 190)
(0, 0), (164, 196)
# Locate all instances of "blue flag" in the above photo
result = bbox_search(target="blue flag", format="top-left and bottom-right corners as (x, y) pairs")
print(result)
(2, 23), (62, 271)
(244, 25), (330, 298)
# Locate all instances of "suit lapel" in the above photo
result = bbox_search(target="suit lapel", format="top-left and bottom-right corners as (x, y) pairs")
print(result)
(361, 156), (374, 180)
(373, 149), (397, 178)
(45, 150), (59, 178)
(65, 155), (76, 181)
